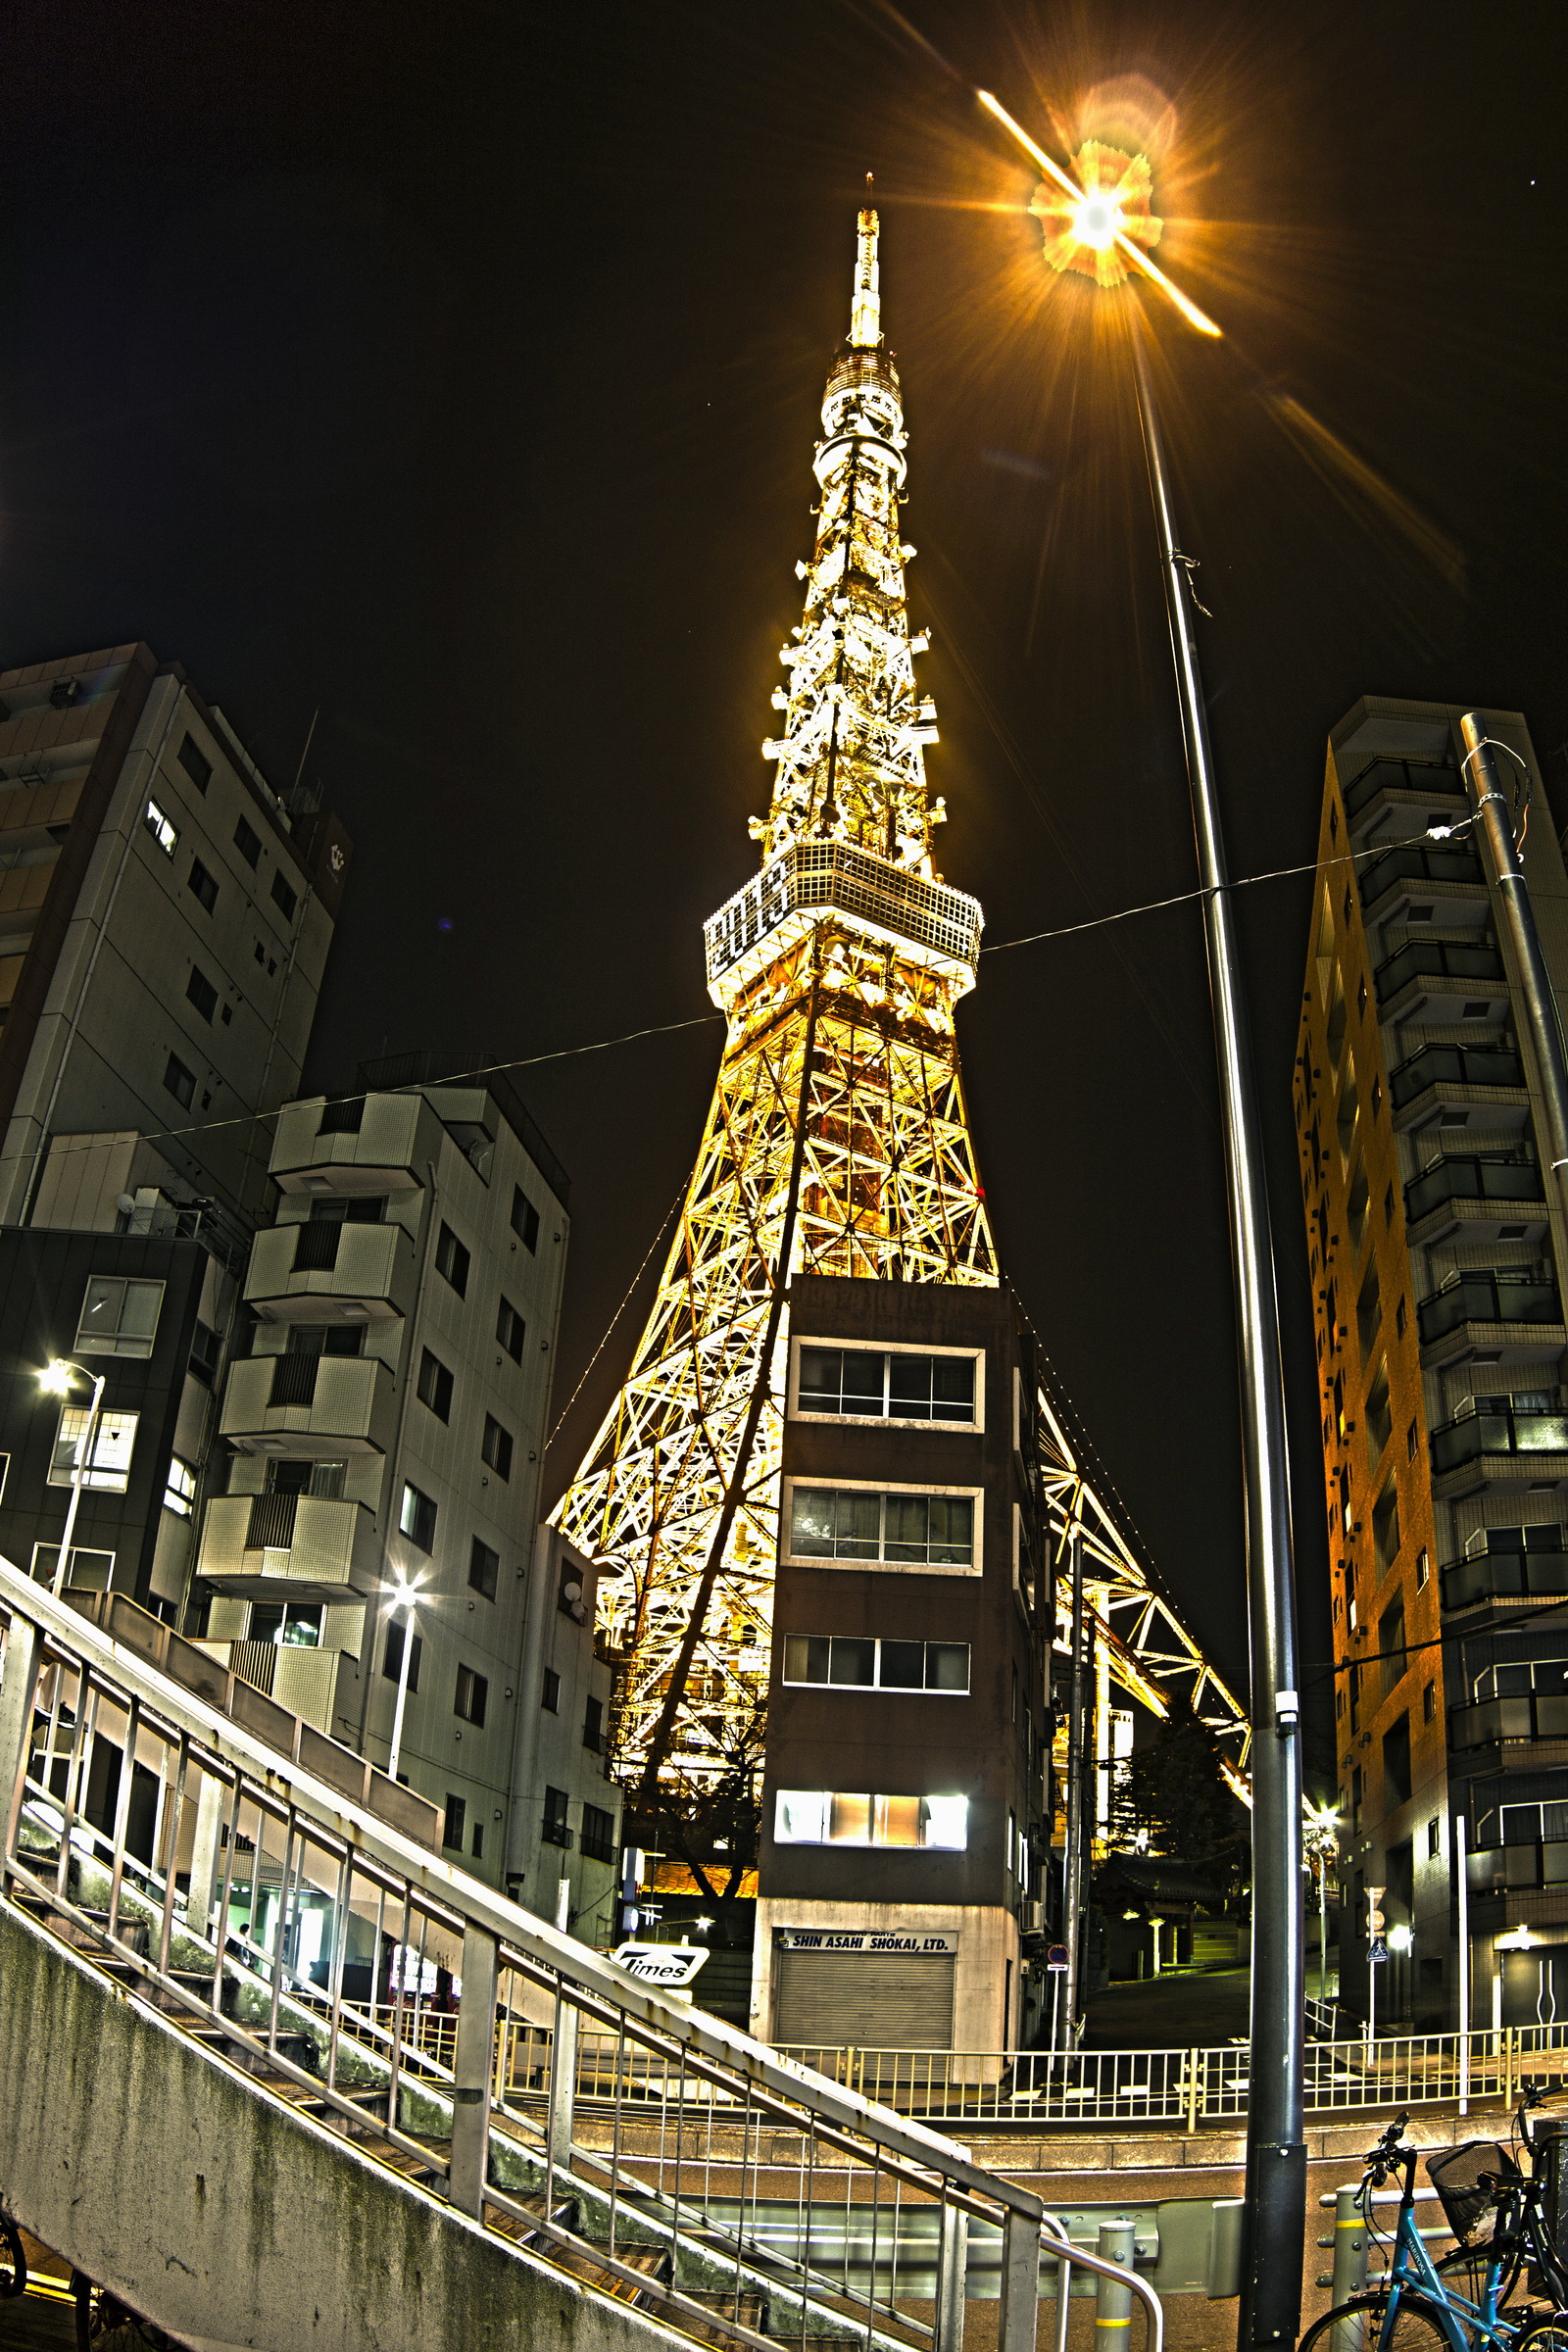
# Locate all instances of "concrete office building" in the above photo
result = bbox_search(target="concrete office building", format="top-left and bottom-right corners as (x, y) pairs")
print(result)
(0, 642), (349, 1228)
(0, 642), (349, 1618)
(192, 1058), (618, 1903)
(750, 1274), (1051, 2055)
(1298, 695), (1568, 2032)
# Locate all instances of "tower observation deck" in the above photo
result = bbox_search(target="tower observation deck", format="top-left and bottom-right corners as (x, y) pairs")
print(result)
(556, 204), (1250, 1817)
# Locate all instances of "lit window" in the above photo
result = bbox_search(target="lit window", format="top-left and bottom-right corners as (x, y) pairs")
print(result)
(164, 1456), (196, 1517)
(144, 798), (178, 857)
(796, 1344), (977, 1426)
(399, 1481), (437, 1553)
(76, 1275), (165, 1358)
(783, 1635), (969, 1692)
(49, 1407), (139, 1493)
(788, 1485), (976, 1571)
(249, 1600), (320, 1647)
(773, 1789), (967, 1850)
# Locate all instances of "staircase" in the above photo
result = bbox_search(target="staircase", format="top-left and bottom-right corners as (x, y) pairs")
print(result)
(0, 1560), (1107, 2352)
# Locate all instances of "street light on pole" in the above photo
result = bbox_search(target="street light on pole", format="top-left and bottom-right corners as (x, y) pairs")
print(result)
(1304, 1802), (1341, 2008)
(976, 92), (1306, 2352)
(39, 1358), (108, 1597)
(380, 1567), (428, 1784)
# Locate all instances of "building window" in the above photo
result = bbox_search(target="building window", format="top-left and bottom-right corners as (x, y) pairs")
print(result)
(1406, 1419), (1418, 1462)
(794, 1343), (978, 1427)
(443, 1795), (466, 1851)
(270, 869), (298, 921)
(1383, 1713), (1412, 1805)
(416, 1348), (454, 1421)
(382, 1621), (422, 1690)
(76, 1275), (165, 1358)
(186, 965), (218, 1023)
(189, 1320), (221, 1388)
(481, 1414), (514, 1481)
(1396, 1297), (1408, 1340)
(1423, 1679), (1437, 1723)
(1416, 1547), (1430, 1590)
(318, 1096), (364, 1134)
(512, 1186), (540, 1250)
(187, 858), (218, 914)
(49, 1408), (138, 1493)
(399, 1481), (437, 1553)
(496, 1297), (526, 1362)
(1428, 1816), (1442, 1859)
(455, 1665), (489, 1727)
(542, 1787), (571, 1848)
(1384, 1182), (1396, 1227)
(164, 1053), (196, 1107)
(177, 732), (212, 793)
(249, 1600), (321, 1647)
(471, 1823), (485, 1859)
(773, 1790), (968, 1850)
(783, 1635), (970, 1692)
(468, 1537), (499, 1600)
(31, 1542), (114, 1589)
(1373, 1478), (1401, 1577)
(541, 1669), (561, 1712)
(1380, 1592), (1406, 1698)
(786, 1484), (977, 1573)
(164, 1456), (196, 1517)
(144, 798), (178, 856)
(435, 1221), (469, 1298)
(583, 1694), (604, 1752)
(233, 815), (262, 868)
(581, 1803), (616, 1864)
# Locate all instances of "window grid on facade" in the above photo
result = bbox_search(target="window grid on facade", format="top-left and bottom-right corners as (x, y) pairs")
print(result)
(416, 1348), (454, 1421)
(164, 1052), (196, 1107)
(581, 1803), (616, 1863)
(782, 1635), (970, 1691)
(773, 1790), (967, 1850)
(435, 1222), (470, 1297)
(496, 1297), (526, 1362)
(49, 1408), (138, 1494)
(399, 1482), (437, 1553)
(455, 1665), (488, 1727)
(177, 732), (212, 793)
(512, 1187), (540, 1250)
(188, 858), (218, 913)
(468, 1537), (499, 1600)
(481, 1414), (514, 1480)
(144, 798), (178, 857)
(76, 1275), (165, 1358)
(443, 1794), (466, 1850)
(795, 1344), (976, 1425)
(788, 1484), (975, 1569)
(381, 1623), (421, 1690)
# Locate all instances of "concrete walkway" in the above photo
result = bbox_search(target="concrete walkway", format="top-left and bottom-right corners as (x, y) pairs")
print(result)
(1084, 1969), (1252, 2049)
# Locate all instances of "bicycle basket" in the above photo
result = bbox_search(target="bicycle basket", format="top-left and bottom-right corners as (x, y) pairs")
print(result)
(1427, 2142), (1520, 2244)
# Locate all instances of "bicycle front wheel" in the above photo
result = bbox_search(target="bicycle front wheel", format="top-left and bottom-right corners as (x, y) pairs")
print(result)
(1513, 2320), (1568, 2352)
(1437, 2238), (1524, 2314)
(1299, 2290), (1452, 2352)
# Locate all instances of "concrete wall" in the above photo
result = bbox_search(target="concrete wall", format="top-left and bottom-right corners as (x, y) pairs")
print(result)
(0, 1902), (685, 2352)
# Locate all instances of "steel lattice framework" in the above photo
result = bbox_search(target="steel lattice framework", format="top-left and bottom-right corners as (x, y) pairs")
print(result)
(557, 205), (1250, 1811)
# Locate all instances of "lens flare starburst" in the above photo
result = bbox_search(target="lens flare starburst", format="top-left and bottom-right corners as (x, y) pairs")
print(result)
(1031, 140), (1161, 288)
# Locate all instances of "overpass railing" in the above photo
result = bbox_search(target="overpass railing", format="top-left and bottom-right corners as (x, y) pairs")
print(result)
(0, 1560), (1158, 2352)
(776, 2030), (1568, 2128)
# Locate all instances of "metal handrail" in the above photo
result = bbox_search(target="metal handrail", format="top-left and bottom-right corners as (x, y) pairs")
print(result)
(0, 1554), (1152, 2352)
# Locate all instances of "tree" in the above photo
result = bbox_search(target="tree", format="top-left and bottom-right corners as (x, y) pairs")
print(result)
(1110, 1697), (1247, 1868)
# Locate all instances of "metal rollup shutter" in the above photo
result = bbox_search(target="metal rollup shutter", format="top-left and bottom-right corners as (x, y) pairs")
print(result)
(774, 1951), (956, 2049)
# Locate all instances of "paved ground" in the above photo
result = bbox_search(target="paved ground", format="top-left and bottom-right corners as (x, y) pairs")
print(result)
(1084, 1968), (1252, 2049)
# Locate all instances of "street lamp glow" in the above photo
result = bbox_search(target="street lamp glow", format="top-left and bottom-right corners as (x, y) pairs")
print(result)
(380, 1565), (430, 1784)
(38, 1356), (108, 1597)
(39, 1358), (75, 1396)
(1388, 1924), (1413, 1955)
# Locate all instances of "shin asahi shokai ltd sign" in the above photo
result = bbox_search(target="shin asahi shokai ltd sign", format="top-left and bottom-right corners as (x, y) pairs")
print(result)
(774, 1929), (959, 1955)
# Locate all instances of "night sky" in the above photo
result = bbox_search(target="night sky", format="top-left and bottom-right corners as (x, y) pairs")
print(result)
(1, 2), (1564, 1779)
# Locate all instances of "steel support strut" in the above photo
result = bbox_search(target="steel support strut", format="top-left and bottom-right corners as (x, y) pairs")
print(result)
(1130, 310), (1305, 2352)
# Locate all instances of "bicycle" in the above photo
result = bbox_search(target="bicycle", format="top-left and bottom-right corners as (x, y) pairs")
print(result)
(1298, 2102), (1568, 2352)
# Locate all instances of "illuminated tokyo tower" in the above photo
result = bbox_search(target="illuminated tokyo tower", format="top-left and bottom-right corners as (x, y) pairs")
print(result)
(556, 199), (1249, 1811)
(557, 199), (995, 1791)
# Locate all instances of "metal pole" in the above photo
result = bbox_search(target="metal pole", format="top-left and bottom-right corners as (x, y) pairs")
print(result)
(1096, 2220), (1136, 2350)
(386, 1602), (416, 1781)
(1458, 714), (1568, 1210)
(1456, 1815), (1470, 2118)
(1130, 312), (1304, 2352)
(1061, 1526), (1087, 2049)
(1319, 1864), (1329, 2007)
(51, 1370), (105, 1596)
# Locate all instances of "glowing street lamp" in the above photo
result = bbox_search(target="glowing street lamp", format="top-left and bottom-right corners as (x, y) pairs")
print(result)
(39, 1358), (108, 1598)
(977, 93), (1304, 2352)
(380, 1567), (429, 1784)
(1303, 1803), (1341, 2007)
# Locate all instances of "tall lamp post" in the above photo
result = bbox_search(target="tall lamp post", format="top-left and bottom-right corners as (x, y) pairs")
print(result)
(1303, 1803), (1341, 2009)
(381, 1568), (428, 1783)
(39, 1358), (108, 1597)
(975, 90), (1306, 2352)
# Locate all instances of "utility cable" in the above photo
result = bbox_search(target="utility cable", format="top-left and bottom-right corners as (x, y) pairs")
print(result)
(544, 1174), (688, 1451)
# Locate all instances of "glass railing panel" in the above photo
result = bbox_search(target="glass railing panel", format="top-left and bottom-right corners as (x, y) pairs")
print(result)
(1391, 1045), (1525, 1106)
(1536, 1697), (1568, 1738)
(1513, 1412), (1568, 1451)
(1432, 1417), (1489, 1473)
(1478, 1160), (1545, 1202)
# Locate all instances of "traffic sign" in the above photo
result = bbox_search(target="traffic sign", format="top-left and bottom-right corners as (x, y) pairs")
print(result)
(1368, 1939), (1388, 1965)
(1047, 1943), (1069, 1973)
(1366, 1886), (1385, 1938)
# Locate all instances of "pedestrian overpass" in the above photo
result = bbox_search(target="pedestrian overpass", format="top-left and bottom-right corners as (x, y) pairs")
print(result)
(0, 1558), (1152, 2352)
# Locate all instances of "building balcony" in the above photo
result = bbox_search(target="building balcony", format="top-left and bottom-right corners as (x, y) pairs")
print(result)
(1404, 1153), (1547, 1247)
(1430, 1397), (1568, 1494)
(1442, 1545), (1568, 1615)
(1451, 1692), (1568, 1750)
(1359, 842), (1488, 923)
(1390, 1043), (1530, 1134)
(220, 1352), (396, 1458)
(1344, 757), (1465, 835)
(1466, 1840), (1568, 1894)
(244, 1218), (414, 1325)
(1417, 1271), (1564, 1369)
(195, 1492), (380, 1602)
(191, 1638), (360, 1740)
(1374, 940), (1509, 1021)
(270, 1092), (423, 1198)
